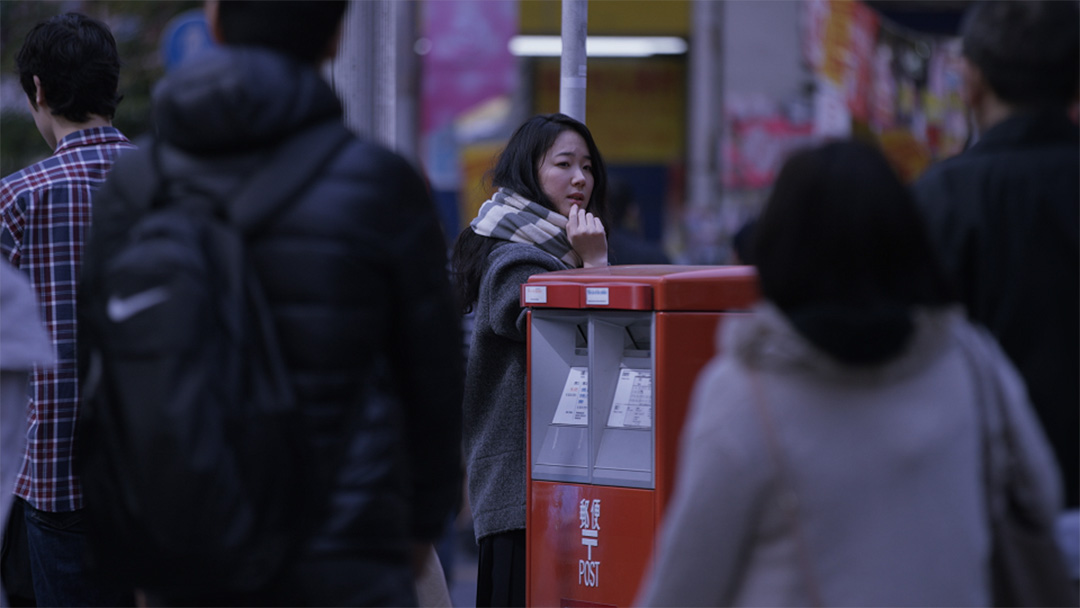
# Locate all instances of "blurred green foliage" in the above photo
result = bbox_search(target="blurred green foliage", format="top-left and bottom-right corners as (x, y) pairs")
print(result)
(1, 0), (201, 176)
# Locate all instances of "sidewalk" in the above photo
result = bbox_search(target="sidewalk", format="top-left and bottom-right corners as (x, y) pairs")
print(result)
(448, 544), (478, 608)
(439, 519), (478, 608)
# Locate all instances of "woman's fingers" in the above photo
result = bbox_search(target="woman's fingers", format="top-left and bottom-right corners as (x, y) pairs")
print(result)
(566, 205), (608, 268)
(584, 212), (604, 233)
(567, 205), (605, 237)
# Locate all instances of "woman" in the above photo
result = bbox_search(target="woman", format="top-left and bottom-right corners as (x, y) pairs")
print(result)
(636, 140), (1061, 606)
(451, 113), (609, 607)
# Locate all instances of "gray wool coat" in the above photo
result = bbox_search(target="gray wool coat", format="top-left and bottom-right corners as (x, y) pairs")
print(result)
(463, 242), (568, 542)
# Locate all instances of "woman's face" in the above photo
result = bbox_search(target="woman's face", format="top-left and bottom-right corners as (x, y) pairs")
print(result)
(538, 129), (594, 217)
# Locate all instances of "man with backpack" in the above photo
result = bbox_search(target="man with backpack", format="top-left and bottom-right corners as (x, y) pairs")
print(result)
(0, 12), (136, 607)
(76, 1), (464, 605)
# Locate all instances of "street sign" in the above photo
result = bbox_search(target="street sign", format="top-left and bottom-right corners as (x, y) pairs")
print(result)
(161, 9), (215, 71)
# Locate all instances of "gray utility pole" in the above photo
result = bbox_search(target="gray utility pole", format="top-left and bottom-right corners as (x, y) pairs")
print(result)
(330, 0), (419, 166)
(686, 0), (724, 214)
(560, 0), (588, 122)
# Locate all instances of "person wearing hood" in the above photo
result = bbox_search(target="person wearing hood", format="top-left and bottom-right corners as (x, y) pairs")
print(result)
(635, 140), (1061, 607)
(79, 2), (463, 605)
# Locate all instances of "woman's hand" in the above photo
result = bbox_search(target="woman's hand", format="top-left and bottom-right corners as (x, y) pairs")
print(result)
(567, 204), (608, 268)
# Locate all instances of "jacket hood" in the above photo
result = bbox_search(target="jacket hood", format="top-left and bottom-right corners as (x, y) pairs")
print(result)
(152, 46), (342, 154)
(723, 302), (959, 384)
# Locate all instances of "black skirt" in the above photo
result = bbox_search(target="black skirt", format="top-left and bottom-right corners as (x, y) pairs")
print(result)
(476, 529), (526, 607)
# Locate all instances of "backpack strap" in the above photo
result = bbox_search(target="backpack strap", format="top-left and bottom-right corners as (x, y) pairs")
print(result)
(105, 135), (165, 218)
(227, 120), (354, 235)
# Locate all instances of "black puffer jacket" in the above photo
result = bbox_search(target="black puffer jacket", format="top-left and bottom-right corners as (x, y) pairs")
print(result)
(88, 47), (463, 604)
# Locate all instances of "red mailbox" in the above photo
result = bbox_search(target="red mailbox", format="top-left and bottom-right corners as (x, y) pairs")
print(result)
(522, 265), (759, 607)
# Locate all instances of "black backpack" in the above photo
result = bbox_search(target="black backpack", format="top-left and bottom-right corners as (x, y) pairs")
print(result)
(76, 121), (351, 594)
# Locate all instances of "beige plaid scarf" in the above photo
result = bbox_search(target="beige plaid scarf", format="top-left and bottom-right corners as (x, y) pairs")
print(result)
(469, 188), (582, 268)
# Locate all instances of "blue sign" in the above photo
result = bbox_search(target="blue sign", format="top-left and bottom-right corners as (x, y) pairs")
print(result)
(161, 9), (216, 71)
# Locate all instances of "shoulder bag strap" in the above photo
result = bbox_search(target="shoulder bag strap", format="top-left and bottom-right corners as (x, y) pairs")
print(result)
(960, 331), (1078, 607)
(749, 370), (825, 607)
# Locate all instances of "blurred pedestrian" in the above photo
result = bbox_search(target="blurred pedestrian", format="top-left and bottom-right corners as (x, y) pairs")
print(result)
(0, 260), (54, 608)
(78, 1), (463, 605)
(912, 0), (1079, 576)
(606, 177), (670, 265)
(636, 140), (1061, 607)
(0, 12), (135, 607)
(451, 113), (609, 607)
(730, 217), (757, 265)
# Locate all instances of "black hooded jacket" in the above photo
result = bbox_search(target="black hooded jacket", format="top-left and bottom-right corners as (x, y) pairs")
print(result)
(85, 47), (463, 603)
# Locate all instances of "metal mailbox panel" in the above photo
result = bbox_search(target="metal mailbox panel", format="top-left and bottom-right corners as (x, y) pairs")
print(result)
(527, 481), (655, 608)
(529, 310), (656, 488)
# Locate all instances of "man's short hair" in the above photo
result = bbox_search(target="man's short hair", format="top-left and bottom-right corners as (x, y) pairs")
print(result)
(961, 0), (1079, 107)
(217, 1), (348, 63)
(16, 12), (122, 123)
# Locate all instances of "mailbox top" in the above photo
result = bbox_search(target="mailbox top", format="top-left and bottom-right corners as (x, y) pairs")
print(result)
(521, 265), (759, 311)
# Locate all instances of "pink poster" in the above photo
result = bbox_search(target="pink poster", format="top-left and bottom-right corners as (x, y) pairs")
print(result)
(722, 116), (816, 189)
(420, 0), (517, 133)
(846, 2), (879, 121)
(420, 0), (518, 189)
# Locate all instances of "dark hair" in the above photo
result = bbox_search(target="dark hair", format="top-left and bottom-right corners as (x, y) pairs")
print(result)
(16, 13), (122, 123)
(451, 113), (609, 313)
(751, 140), (955, 365)
(961, 0), (1079, 107)
(489, 113), (609, 221)
(217, 1), (348, 63)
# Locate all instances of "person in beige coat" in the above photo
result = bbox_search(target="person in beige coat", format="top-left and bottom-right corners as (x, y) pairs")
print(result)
(636, 140), (1061, 607)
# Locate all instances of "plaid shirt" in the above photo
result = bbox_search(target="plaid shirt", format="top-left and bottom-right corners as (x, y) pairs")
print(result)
(1, 127), (134, 512)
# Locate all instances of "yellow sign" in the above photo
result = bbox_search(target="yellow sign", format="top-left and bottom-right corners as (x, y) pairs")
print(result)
(534, 58), (686, 163)
(520, 0), (690, 36)
(459, 142), (505, 229)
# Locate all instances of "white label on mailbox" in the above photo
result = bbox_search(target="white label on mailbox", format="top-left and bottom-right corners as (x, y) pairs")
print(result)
(552, 367), (589, 426)
(585, 287), (609, 306)
(607, 368), (653, 429)
(524, 285), (547, 304)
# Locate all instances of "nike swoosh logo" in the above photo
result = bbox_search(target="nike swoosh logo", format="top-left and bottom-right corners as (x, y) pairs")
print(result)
(106, 287), (171, 322)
